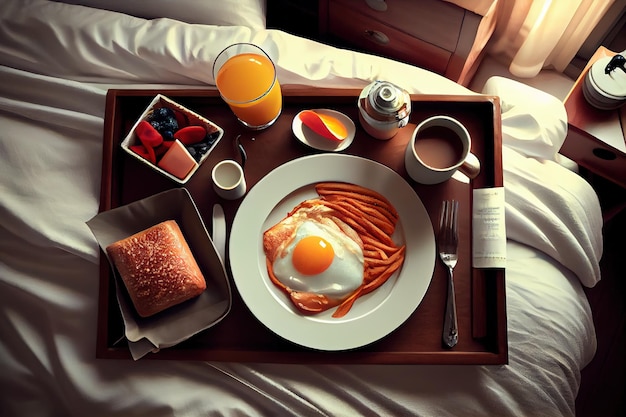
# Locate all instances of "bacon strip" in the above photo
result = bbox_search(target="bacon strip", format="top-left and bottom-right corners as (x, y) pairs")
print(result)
(265, 182), (406, 319)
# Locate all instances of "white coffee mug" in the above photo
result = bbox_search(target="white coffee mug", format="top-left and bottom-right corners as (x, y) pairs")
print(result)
(211, 159), (247, 200)
(404, 115), (480, 185)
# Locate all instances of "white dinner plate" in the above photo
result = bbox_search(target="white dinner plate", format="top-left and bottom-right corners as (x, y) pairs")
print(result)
(292, 109), (356, 152)
(229, 154), (435, 351)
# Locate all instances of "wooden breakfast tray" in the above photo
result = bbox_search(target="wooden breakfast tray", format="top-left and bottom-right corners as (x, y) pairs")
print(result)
(99, 87), (506, 364)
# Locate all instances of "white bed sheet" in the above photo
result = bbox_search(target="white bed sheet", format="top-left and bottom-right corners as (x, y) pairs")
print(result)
(0, 1), (602, 416)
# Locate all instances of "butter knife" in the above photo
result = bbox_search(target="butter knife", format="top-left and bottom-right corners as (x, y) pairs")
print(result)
(211, 203), (226, 265)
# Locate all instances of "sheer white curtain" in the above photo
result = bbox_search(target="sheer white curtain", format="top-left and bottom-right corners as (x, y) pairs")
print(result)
(488, 0), (615, 77)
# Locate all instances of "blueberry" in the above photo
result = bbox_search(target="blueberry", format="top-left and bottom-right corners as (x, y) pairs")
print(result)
(160, 117), (178, 133)
(150, 107), (176, 121)
(206, 131), (221, 145)
(186, 146), (198, 159)
(148, 112), (178, 140)
(149, 120), (162, 131)
(161, 130), (174, 141)
(194, 143), (209, 154)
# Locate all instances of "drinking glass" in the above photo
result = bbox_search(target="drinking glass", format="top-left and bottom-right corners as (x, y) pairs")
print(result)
(213, 43), (282, 130)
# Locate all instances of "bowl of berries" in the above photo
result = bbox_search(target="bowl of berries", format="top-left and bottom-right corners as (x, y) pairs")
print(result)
(121, 94), (224, 184)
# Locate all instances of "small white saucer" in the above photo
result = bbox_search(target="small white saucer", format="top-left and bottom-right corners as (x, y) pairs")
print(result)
(292, 109), (356, 152)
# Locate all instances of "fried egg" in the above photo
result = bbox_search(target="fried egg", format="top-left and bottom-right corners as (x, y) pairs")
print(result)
(270, 219), (364, 301)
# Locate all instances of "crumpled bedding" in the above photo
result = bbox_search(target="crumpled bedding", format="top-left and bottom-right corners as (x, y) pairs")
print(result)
(0, 1), (603, 416)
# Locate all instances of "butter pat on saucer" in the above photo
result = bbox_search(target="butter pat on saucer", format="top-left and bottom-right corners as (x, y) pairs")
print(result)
(157, 139), (198, 180)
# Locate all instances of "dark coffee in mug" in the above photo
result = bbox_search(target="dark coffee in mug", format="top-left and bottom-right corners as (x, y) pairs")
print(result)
(413, 126), (464, 169)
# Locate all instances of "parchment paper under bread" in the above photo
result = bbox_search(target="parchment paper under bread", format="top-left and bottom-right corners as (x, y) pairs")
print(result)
(87, 188), (231, 360)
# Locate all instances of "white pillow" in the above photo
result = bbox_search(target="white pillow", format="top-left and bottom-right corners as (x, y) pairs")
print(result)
(52, 0), (266, 29)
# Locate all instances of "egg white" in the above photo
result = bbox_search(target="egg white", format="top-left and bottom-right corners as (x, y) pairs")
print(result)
(271, 220), (364, 300)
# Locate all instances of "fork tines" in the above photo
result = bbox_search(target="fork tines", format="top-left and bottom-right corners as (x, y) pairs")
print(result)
(439, 200), (459, 241)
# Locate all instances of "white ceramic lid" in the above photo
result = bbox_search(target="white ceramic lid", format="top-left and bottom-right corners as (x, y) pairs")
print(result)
(590, 55), (626, 99)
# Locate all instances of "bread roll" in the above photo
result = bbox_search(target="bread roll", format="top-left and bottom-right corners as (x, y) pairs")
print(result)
(106, 220), (206, 317)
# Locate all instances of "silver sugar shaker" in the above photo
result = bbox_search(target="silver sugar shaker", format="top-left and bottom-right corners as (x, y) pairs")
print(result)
(358, 81), (411, 140)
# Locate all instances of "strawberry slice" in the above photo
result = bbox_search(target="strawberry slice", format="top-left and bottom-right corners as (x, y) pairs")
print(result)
(130, 144), (156, 164)
(135, 120), (163, 148)
(154, 140), (175, 157)
(174, 125), (206, 145)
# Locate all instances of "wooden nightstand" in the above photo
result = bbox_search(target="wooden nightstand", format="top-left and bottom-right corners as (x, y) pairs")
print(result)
(562, 46), (626, 220)
(266, 0), (498, 87)
(318, 0), (498, 87)
(562, 47), (626, 189)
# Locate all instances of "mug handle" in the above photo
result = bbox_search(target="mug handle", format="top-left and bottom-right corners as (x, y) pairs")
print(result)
(459, 152), (481, 180)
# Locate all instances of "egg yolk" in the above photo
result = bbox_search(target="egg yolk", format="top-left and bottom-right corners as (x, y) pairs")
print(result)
(292, 235), (334, 275)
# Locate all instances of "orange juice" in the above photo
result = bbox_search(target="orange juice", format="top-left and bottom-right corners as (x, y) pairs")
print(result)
(216, 53), (282, 128)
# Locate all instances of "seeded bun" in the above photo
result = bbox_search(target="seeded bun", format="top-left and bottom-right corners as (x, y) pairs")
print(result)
(106, 220), (206, 317)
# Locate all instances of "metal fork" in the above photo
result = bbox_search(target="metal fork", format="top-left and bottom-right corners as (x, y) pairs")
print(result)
(439, 200), (459, 348)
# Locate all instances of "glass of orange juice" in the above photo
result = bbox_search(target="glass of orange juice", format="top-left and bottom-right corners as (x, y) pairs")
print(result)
(213, 43), (282, 130)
